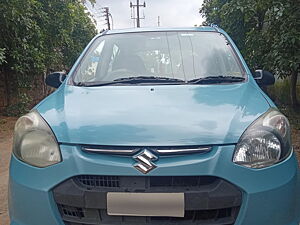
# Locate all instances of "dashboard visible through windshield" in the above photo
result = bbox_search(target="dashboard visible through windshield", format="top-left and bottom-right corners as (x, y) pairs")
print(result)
(72, 31), (245, 86)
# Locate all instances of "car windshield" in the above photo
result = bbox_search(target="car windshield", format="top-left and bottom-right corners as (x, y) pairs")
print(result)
(73, 31), (245, 85)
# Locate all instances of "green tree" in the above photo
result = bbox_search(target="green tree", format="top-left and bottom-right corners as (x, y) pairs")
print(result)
(0, 48), (6, 65)
(0, 0), (97, 114)
(200, 0), (300, 107)
(264, 0), (300, 107)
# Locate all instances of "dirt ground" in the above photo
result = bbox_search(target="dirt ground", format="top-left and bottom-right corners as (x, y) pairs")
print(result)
(0, 117), (16, 225)
(0, 117), (299, 225)
(294, 129), (300, 162)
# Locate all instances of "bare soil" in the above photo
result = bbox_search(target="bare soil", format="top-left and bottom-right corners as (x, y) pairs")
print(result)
(0, 117), (17, 225)
(0, 117), (299, 225)
(293, 128), (300, 163)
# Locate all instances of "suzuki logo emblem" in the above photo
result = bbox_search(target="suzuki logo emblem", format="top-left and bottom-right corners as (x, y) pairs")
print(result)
(133, 149), (158, 174)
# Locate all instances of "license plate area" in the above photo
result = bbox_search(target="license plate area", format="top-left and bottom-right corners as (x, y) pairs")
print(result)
(107, 192), (184, 217)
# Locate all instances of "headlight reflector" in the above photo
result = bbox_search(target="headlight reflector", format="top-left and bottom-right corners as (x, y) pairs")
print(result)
(13, 110), (61, 167)
(233, 108), (291, 168)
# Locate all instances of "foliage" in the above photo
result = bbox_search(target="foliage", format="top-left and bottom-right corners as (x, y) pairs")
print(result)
(0, 48), (6, 65)
(264, 1), (300, 76)
(200, 0), (300, 106)
(280, 106), (300, 130)
(267, 79), (300, 128)
(264, 80), (300, 130)
(3, 93), (32, 116)
(0, 0), (97, 115)
(267, 79), (294, 105)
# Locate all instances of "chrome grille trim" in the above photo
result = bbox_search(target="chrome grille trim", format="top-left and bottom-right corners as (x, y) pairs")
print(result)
(157, 147), (212, 154)
(82, 148), (137, 154)
(81, 146), (212, 155)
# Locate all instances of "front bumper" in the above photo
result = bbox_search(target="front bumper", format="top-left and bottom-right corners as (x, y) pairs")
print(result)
(9, 145), (300, 225)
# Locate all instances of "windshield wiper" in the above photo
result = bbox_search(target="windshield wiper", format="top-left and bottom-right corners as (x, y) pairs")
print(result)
(188, 76), (245, 84)
(114, 76), (185, 83)
(75, 76), (185, 87)
(75, 76), (244, 86)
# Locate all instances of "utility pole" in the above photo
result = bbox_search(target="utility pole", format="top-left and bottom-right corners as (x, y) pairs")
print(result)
(102, 7), (112, 30)
(158, 16), (160, 27)
(130, 0), (146, 28)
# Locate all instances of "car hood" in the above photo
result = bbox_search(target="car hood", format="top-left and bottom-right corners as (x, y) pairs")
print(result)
(37, 83), (270, 146)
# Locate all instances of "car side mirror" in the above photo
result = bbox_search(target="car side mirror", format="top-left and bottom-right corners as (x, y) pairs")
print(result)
(253, 70), (275, 86)
(45, 72), (67, 88)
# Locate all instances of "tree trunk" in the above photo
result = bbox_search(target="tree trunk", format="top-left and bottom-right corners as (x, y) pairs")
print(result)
(290, 70), (299, 107)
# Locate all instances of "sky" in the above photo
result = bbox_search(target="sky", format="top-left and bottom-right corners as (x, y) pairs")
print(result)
(86, 0), (205, 31)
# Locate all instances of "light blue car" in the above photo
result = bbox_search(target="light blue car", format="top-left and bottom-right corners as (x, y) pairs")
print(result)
(9, 27), (300, 225)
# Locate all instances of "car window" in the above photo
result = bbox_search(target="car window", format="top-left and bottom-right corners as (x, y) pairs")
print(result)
(73, 32), (244, 84)
(76, 40), (106, 82)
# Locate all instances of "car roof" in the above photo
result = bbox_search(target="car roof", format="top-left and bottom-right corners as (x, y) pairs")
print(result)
(102, 26), (219, 36)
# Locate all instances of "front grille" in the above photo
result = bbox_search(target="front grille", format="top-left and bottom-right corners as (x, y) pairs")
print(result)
(62, 208), (238, 225)
(53, 176), (242, 225)
(59, 205), (85, 219)
(81, 145), (212, 155)
(75, 175), (120, 188)
(75, 175), (216, 189)
(152, 207), (235, 221)
(149, 176), (216, 187)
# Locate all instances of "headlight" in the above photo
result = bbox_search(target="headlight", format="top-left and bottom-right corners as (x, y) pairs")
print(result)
(13, 110), (61, 167)
(233, 108), (291, 168)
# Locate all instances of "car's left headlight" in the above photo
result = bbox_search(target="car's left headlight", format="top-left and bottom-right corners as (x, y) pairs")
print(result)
(12, 110), (61, 167)
(233, 108), (292, 168)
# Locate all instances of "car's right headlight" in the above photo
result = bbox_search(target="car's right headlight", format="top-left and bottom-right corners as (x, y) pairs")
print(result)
(233, 108), (292, 169)
(13, 110), (61, 167)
